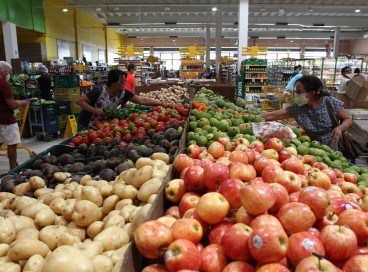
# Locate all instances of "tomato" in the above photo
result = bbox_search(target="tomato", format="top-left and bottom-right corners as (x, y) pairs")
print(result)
(105, 132), (113, 138)
(119, 120), (126, 126)
(122, 134), (133, 142)
(158, 114), (167, 122)
(93, 137), (102, 144)
(98, 131), (106, 139)
(134, 133), (145, 140)
(113, 126), (122, 133)
(81, 137), (89, 145)
(130, 113), (140, 121)
(88, 131), (98, 142)
(131, 127), (138, 135)
(155, 124), (165, 132)
(71, 136), (82, 146)
(103, 137), (112, 144)
(123, 129), (131, 136)
(114, 132), (123, 138)
(143, 122), (151, 130)
(134, 119), (145, 127)
(67, 142), (75, 146)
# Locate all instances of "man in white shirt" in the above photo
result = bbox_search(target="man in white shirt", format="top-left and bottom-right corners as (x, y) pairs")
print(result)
(337, 66), (352, 94)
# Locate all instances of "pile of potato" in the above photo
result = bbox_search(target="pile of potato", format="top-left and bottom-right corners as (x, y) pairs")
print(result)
(0, 153), (171, 272)
(139, 85), (189, 103)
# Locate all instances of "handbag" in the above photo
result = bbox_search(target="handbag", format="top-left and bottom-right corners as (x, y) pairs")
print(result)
(326, 100), (368, 159)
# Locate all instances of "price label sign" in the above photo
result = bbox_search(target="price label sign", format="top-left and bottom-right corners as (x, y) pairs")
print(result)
(252, 78), (255, 82)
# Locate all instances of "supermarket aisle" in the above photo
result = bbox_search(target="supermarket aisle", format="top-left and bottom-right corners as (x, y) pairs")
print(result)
(0, 136), (65, 175)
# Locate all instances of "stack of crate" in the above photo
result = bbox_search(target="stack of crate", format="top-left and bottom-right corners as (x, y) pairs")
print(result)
(53, 75), (81, 131)
(29, 103), (59, 134)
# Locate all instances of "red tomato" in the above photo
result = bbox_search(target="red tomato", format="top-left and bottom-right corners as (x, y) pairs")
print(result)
(103, 137), (112, 144)
(122, 134), (133, 142)
(93, 138), (102, 144)
(155, 124), (165, 132)
(71, 136), (82, 146)
(158, 114), (167, 122)
(88, 131), (98, 142)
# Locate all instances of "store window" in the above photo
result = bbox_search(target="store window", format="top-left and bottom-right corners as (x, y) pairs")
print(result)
(83, 45), (92, 63)
(98, 49), (106, 63)
(57, 39), (71, 59)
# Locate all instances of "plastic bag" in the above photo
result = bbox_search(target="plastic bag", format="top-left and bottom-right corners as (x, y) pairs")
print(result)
(252, 122), (297, 141)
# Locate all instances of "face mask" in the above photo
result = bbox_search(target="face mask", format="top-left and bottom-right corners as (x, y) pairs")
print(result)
(294, 93), (309, 106)
(6, 74), (10, 81)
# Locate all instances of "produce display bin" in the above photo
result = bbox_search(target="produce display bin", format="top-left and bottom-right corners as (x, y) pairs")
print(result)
(54, 87), (81, 101)
(56, 101), (71, 115)
(9, 156), (41, 174)
(31, 116), (59, 133)
(53, 75), (80, 88)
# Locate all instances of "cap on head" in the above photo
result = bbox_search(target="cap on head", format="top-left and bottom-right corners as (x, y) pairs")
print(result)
(37, 65), (48, 73)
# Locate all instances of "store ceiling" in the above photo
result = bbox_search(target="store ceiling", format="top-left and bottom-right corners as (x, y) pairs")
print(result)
(64, 0), (368, 40)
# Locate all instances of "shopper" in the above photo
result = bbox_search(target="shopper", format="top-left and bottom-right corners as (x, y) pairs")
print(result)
(290, 65), (302, 78)
(0, 61), (31, 169)
(354, 68), (361, 74)
(76, 69), (162, 131)
(260, 75), (352, 149)
(124, 63), (137, 93)
(36, 65), (52, 100)
(337, 66), (352, 94)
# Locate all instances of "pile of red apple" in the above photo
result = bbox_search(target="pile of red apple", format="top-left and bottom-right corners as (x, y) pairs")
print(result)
(134, 137), (368, 272)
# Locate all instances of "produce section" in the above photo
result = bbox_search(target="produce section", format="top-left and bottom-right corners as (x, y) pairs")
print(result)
(1, 87), (368, 272)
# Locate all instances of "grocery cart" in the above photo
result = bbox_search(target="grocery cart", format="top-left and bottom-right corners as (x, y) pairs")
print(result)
(0, 101), (36, 158)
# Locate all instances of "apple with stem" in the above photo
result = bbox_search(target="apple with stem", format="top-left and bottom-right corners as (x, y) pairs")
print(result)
(277, 202), (316, 234)
(200, 244), (228, 272)
(298, 186), (329, 219)
(196, 192), (230, 225)
(221, 223), (253, 262)
(171, 218), (203, 245)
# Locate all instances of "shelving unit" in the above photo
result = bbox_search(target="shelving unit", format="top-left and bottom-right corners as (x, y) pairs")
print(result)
(117, 59), (143, 86)
(180, 60), (204, 79)
(244, 59), (268, 94)
(221, 62), (237, 86)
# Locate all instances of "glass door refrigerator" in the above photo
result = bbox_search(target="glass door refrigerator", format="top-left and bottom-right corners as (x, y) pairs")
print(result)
(334, 57), (350, 89)
(321, 58), (337, 89)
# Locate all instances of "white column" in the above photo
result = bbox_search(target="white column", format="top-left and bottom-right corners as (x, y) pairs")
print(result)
(333, 27), (340, 58)
(205, 24), (211, 69)
(2, 21), (19, 63)
(215, 7), (222, 79)
(237, 0), (249, 72)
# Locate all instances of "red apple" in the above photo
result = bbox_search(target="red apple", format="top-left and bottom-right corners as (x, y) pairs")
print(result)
(289, 192), (300, 202)
(134, 220), (173, 259)
(277, 202), (316, 234)
(262, 149), (280, 161)
(165, 179), (186, 203)
(171, 218), (203, 244)
(315, 212), (339, 231)
(229, 162), (257, 182)
(218, 178), (245, 209)
(208, 141), (225, 159)
(236, 206), (254, 226)
(235, 144), (249, 152)
(332, 168), (344, 179)
(250, 140), (265, 153)
(164, 239), (202, 272)
(338, 182), (363, 197)
(337, 209), (368, 246)
(165, 206), (180, 219)
(239, 181), (276, 216)
(343, 255), (368, 272)
(250, 214), (283, 230)
(254, 157), (272, 175)
(223, 261), (255, 272)
(344, 173), (358, 184)
(245, 149), (256, 164)
(196, 192), (230, 225)
(178, 192), (201, 217)
(278, 149), (292, 163)
(173, 154), (195, 173)
(221, 223), (253, 261)
(298, 186), (329, 219)
(248, 226), (288, 263)
(200, 244), (228, 272)
(183, 165), (205, 192)
(320, 225), (357, 263)
(157, 216), (177, 228)
(308, 228), (321, 237)
(198, 151), (215, 162)
(217, 156), (232, 165)
(265, 137), (284, 152)
(257, 264), (290, 272)
(183, 208), (209, 234)
(275, 170), (302, 194)
(322, 169), (337, 184)
(295, 256), (339, 272)
(226, 142), (236, 152)
(142, 264), (168, 272)
(208, 221), (233, 245)
(180, 167), (190, 180)
(345, 193), (361, 204)
(202, 163), (230, 191)
(235, 137), (250, 147)
(229, 150), (249, 164)
(302, 155), (316, 166)
(356, 246), (368, 255)
(312, 162), (329, 170)
(218, 137), (231, 147)
(187, 144), (203, 159)
(327, 197), (354, 216)
(269, 183), (290, 214)
(308, 171), (331, 190)
(281, 158), (305, 175)
(286, 231), (325, 267)
(262, 165), (284, 183)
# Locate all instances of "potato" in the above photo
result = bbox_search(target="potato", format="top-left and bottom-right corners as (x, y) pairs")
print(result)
(0, 193), (15, 201)
(94, 226), (129, 251)
(135, 158), (154, 169)
(39, 192), (65, 206)
(54, 216), (68, 226)
(49, 198), (66, 215)
(14, 196), (37, 213)
(147, 194), (157, 204)
(7, 239), (49, 261)
(131, 204), (152, 234)
(120, 205), (137, 222)
(99, 184), (113, 198)
(121, 185), (138, 200)
(34, 208), (56, 227)
(64, 183), (78, 191)
(112, 259), (122, 272)
(81, 186), (103, 207)
(128, 206), (141, 223)
(13, 183), (31, 196)
(73, 241), (103, 259)
(104, 215), (125, 229)
(0, 217), (16, 244)
(103, 210), (120, 223)
(0, 244), (9, 257)
(91, 255), (113, 272)
(8, 216), (36, 232)
(72, 200), (102, 227)
(43, 245), (93, 272)
(80, 175), (92, 186)
(53, 172), (71, 183)
(111, 244), (130, 265)
(66, 222), (86, 241)
(54, 184), (64, 191)
(0, 209), (15, 217)
(112, 183), (126, 198)
(86, 180), (97, 187)
(60, 189), (73, 199)
(87, 221), (105, 239)
(151, 153), (170, 164)
(0, 262), (21, 272)
(39, 225), (68, 250)
(101, 250), (114, 258)
(72, 187), (82, 200)
(119, 168), (137, 185)
(21, 202), (49, 219)
(115, 199), (133, 210)
(15, 228), (39, 241)
(34, 188), (51, 199)
(5, 197), (17, 211)
(61, 199), (76, 221)
(132, 166), (153, 188)
(123, 223), (132, 241)
(56, 232), (80, 247)
(102, 195), (119, 215)
(137, 178), (163, 202)
(28, 176), (45, 191)
(22, 254), (45, 272)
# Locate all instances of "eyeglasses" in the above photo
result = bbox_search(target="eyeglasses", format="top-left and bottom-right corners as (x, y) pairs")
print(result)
(293, 87), (306, 95)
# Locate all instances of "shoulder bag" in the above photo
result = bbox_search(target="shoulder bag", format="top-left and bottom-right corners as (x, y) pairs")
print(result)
(326, 100), (368, 159)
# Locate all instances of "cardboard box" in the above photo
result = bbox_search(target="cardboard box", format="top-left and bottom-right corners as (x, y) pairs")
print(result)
(344, 74), (368, 109)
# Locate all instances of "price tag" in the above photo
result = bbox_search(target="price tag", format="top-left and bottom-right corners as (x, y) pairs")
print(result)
(246, 87), (250, 92)
(261, 79), (263, 82)
(245, 66), (249, 70)
(252, 78), (255, 82)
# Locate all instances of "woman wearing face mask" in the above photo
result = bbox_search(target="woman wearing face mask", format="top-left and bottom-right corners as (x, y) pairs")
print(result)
(0, 61), (31, 169)
(260, 75), (352, 149)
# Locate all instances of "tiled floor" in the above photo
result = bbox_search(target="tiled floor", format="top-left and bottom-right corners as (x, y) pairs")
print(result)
(0, 136), (65, 175)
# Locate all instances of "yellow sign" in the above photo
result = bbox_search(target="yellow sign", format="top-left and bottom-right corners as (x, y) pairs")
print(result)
(242, 46), (268, 57)
(64, 115), (77, 138)
(118, 46), (144, 57)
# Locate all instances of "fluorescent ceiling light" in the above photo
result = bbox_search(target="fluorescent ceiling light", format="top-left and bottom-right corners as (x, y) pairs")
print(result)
(355, 9), (361, 13)
(212, 7), (218, 12)
(62, 7), (68, 12)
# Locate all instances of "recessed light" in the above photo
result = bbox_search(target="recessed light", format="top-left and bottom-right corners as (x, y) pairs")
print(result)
(234, 27), (238, 30)
(62, 7), (68, 12)
(290, 40), (294, 43)
(173, 39), (175, 41)
(355, 9), (361, 13)
(212, 7), (217, 12)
